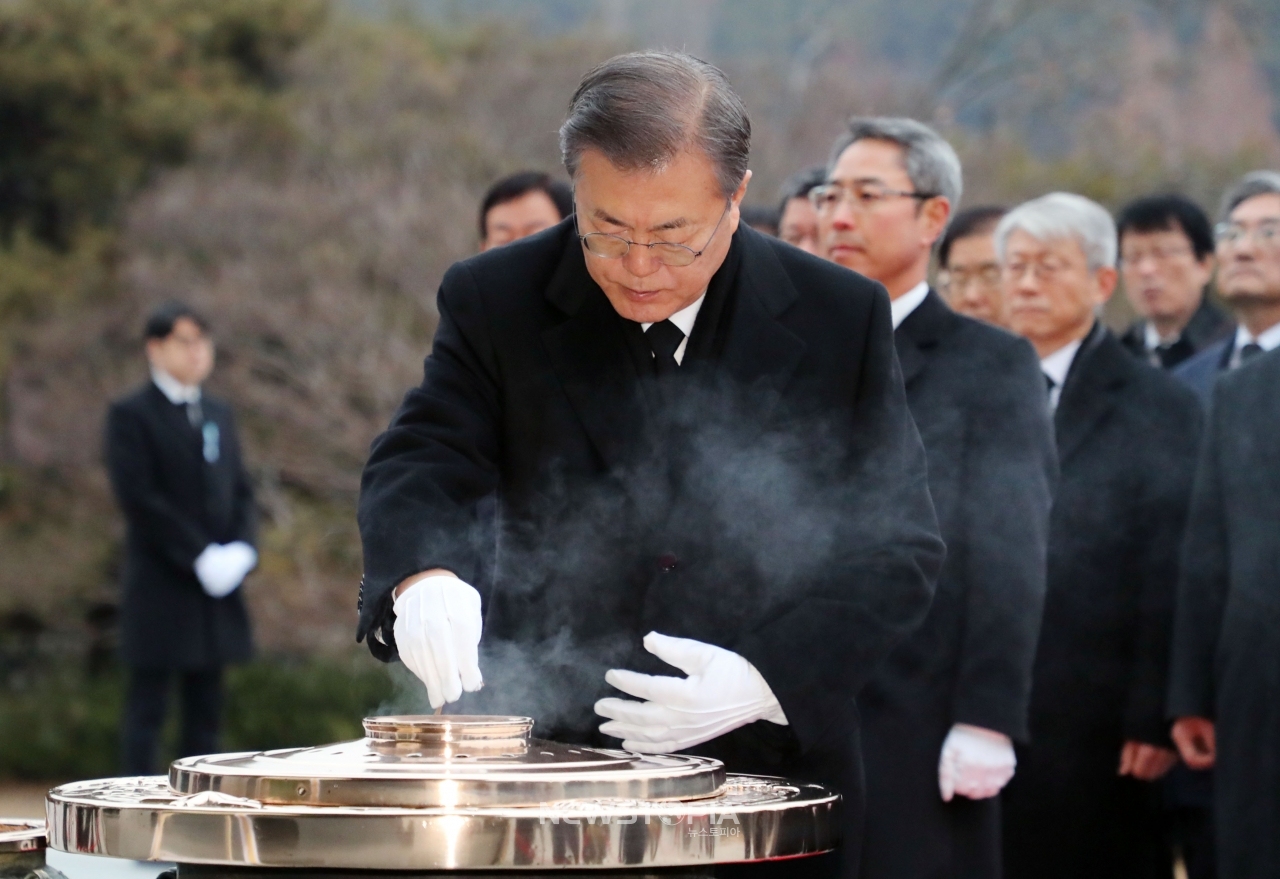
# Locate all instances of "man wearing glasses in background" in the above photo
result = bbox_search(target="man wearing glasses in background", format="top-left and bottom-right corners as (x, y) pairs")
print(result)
(814, 117), (1054, 879)
(935, 205), (1010, 327)
(356, 53), (945, 879)
(1116, 194), (1231, 371)
(1174, 171), (1280, 403)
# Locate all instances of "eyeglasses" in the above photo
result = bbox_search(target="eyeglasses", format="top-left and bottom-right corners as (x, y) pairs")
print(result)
(938, 264), (1001, 295)
(809, 182), (938, 214)
(576, 201), (731, 267)
(1215, 220), (1280, 250)
(1001, 258), (1076, 282)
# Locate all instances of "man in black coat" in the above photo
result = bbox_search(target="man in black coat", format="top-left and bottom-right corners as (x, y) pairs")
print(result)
(815, 117), (1055, 879)
(105, 302), (257, 775)
(1173, 172), (1280, 405)
(996, 193), (1202, 879)
(356, 53), (944, 879)
(1168, 347), (1280, 879)
(1116, 194), (1232, 371)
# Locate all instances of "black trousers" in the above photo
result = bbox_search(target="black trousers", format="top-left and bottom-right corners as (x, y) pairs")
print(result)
(121, 666), (224, 775)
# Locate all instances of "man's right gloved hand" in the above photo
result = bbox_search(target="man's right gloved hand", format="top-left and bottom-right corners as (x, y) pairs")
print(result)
(392, 574), (484, 709)
(194, 542), (257, 599)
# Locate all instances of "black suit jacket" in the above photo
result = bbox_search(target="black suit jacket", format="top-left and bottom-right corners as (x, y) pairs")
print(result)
(857, 291), (1055, 879)
(1168, 348), (1280, 878)
(1120, 297), (1233, 370)
(1003, 326), (1202, 878)
(357, 221), (944, 865)
(104, 382), (255, 668)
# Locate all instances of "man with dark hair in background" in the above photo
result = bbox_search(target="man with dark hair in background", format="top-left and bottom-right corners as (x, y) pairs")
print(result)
(777, 166), (826, 255)
(478, 170), (573, 251)
(936, 205), (1009, 326)
(357, 52), (944, 879)
(815, 117), (1054, 879)
(995, 193), (1201, 879)
(1116, 194), (1230, 369)
(1174, 171), (1280, 403)
(1168, 346), (1280, 879)
(105, 302), (257, 775)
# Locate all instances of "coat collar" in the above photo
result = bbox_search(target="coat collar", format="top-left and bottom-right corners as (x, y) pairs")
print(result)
(1054, 322), (1127, 465)
(539, 226), (805, 469)
(893, 288), (953, 385)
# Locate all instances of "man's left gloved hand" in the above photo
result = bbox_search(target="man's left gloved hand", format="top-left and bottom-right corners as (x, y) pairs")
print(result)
(595, 632), (788, 753)
(937, 723), (1017, 802)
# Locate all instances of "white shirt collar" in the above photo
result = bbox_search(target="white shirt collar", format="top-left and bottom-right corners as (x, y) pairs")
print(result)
(890, 281), (931, 329)
(1040, 337), (1083, 410)
(151, 366), (201, 405)
(1233, 320), (1280, 352)
(1143, 321), (1167, 351)
(642, 292), (706, 365)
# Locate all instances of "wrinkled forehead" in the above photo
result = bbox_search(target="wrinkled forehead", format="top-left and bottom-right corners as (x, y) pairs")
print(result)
(1001, 228), (1089, 262)
(1229, 191), (1280, 223)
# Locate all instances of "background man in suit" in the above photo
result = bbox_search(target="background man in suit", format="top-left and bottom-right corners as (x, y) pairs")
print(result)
(815, 117), (1054, 879)
(996, 194), (1202, 879)
(1116, 194), (1230, 370)
(356, 52), (944, 879)
(1174, 172), (1280, 402)
(936, 205), (1010, 327)
(1168, 347), (1280, 879)
(104, 302), (257, 775)
(478, 170), (573, 251)
(776, 165), (825, 255)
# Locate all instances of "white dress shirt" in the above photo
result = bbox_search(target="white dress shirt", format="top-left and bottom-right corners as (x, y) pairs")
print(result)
(642, 292), (705, 365)
(1040, 338), (1083, 411)
(890, 281), (931, 330)
(1228, 321), (1280, 369)
(151, 366), (201, 405)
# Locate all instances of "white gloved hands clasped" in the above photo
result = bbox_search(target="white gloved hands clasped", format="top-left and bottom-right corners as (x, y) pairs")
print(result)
(392, 574), (484, 710)
(595, 632), (788, 753)
(938, 723), (1016, 802)
(194, 541), (258, 599)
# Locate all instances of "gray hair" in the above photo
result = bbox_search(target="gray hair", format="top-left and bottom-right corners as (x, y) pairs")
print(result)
(994, 192), (1118, 270)
(1219, 170), (1280, 220)
(559, 52), (751, 199)
(828, 117), (963, 209)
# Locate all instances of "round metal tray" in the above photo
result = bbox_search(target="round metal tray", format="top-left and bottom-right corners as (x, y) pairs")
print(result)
(170, 716), (725, 808)
(46, 774), (839, 871)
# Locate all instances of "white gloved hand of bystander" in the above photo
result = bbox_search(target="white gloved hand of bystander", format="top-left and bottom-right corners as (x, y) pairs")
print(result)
(194, 542), (257, 599)
(393, 574), (484, 710)
(938, 723), (1016, 802)
(595, 632), (788, 753)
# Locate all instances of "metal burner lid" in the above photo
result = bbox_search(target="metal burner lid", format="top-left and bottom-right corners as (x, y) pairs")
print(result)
(171, 715), (725, 808)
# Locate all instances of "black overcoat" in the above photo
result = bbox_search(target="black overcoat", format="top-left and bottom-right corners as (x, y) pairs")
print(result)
(857, 291), (1055, 879)
(357, 221), (945, 878)
(1002, 326), (1202, 879)
(1168, 348), (1280, 879)
(104, 382), (256, 669)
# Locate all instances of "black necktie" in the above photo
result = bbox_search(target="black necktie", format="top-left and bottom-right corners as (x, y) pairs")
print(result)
(1240, 342), (1264, 364)
(645, 320), (686, 376)
(1043, 373), (1057, 408)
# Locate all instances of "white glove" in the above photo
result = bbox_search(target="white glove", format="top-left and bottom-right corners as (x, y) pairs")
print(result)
(595, 631), (788, 753)
(938, 723), (1016, 802)
(194, 542), (257, 599)
(392, 574), (484, 710)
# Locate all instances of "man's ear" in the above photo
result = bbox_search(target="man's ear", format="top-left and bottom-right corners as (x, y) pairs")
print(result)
(1095, 265), (1119, 304)
(732, 170), (752, 208)
(922, 197), (951, 249)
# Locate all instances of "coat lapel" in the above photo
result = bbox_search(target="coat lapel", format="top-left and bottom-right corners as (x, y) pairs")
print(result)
(540, 241), (648, 471)
(714, 228), (807, 420)
(893, 289), (950, 387)
(1054, 327), (1126, 466)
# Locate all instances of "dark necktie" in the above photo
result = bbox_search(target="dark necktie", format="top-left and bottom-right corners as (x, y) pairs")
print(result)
(645, 320), (686, 376)
(1240, 342), (1264, 364)
(1043, 373), (1057, 409)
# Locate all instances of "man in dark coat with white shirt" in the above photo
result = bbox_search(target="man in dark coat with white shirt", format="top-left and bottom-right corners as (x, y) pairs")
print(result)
(1174, 171), (1280, 405)
(1168, 346), (1280, 879)
(356, 53), (945, 879)
(816, 116), (1055, 879)
(996, 193), (1202, 879)
(104, 302), (257, 774)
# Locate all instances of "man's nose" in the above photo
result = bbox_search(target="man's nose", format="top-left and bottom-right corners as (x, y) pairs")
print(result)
(622, 245), (662, 276)
(829, 203), (856, 231)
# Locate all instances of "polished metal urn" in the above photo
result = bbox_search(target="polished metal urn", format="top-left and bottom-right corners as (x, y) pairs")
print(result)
(46, 715), (839, 876)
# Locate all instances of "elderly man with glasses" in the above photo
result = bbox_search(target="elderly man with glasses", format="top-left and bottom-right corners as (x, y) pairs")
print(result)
(355, 52), (944, 879)
(814, 117), (1055, 879)
(995, 193), (1203, 879)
